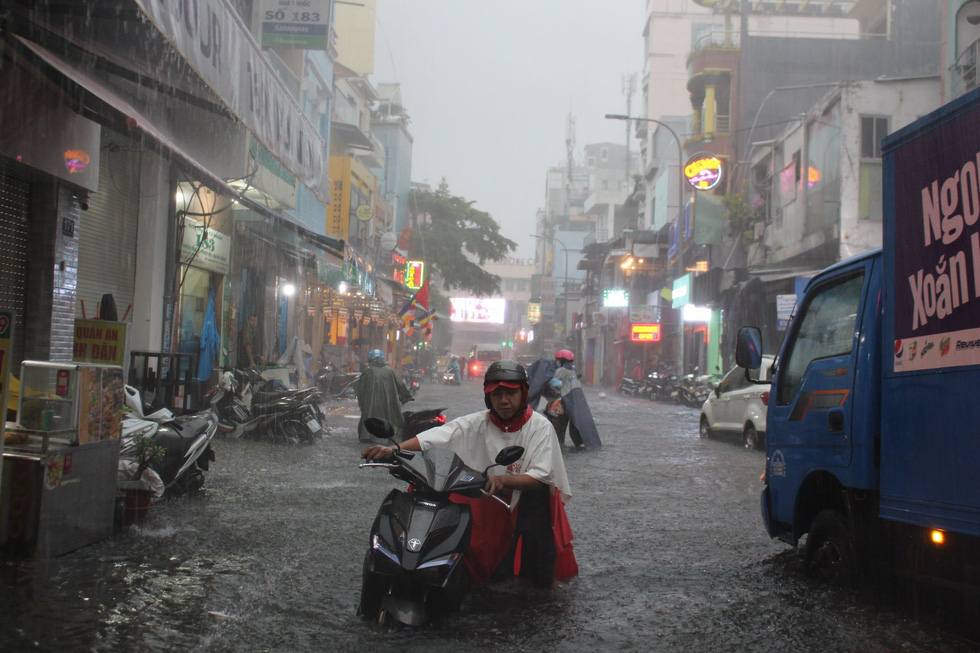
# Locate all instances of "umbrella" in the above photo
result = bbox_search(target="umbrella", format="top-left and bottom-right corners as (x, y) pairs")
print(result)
(197, 287), (221, 381)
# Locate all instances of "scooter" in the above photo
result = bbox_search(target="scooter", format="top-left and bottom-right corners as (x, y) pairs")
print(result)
(315, 361), (359, 399)
(401, 407), (447, 441)
(120, 385), (217, 496)
(245, 386), (325, 445)
(357, 417), (524, 626)
(618, 376), (643, 397)
(204, 369), (252, 434)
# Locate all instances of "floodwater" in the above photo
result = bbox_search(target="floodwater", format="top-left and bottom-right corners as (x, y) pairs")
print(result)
(1, 383), (975, 651)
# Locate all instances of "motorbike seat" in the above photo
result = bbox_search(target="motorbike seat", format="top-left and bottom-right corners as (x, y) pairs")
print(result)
(172, 413), (213, 438)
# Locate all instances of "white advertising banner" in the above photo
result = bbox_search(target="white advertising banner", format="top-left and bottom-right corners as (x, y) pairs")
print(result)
(135, 0), (328, 203)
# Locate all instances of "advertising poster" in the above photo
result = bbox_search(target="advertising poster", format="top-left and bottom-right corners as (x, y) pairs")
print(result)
(78, 367), (125, 444)
(891, 101), (980, 372)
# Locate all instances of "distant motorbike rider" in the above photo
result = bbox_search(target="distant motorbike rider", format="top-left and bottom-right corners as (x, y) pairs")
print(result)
(447, 355), (462, 385)
(552, 350), (602, 451)
(356, 350), (413, 443)
(362, 360), (577, 587)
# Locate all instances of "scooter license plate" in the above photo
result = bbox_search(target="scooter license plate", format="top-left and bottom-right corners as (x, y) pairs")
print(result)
(306, 417), (321, 433)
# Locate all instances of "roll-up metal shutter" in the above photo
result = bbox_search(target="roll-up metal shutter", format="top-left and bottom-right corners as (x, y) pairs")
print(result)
(77, 136), (139, 320)
(0, 160), (30, 371)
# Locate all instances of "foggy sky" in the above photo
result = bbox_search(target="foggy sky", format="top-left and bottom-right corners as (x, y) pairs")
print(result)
(372, 0), (645, 260)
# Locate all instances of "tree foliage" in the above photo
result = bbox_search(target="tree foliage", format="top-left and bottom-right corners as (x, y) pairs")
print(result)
(407, 179), (516, 296)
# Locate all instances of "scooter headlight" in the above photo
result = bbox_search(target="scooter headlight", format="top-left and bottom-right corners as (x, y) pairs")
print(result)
(372, 534), (400, 565)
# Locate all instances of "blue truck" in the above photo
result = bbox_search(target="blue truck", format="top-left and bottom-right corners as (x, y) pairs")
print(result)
(737, 87), (980, 590)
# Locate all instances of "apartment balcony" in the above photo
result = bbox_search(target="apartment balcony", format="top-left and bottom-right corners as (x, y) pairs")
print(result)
(951, 37), (980, 100)
(691, 0), (856, 16)
(355, 131), (386, 169)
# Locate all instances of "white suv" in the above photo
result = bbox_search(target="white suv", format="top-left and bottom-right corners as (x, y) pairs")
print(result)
(699, 356), (775, 450)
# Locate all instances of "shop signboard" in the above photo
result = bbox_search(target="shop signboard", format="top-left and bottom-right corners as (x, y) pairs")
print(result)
(684, 152), (724, 191)
(672, 274), (691, 309)
(602, 288), (630, 308)
(449, 298), (506, 324)
(629, 305), (657, 324)
(72, 320), (129, 367)
(527, 302), (541, 323)
(777, 294), (797, 331)
(405, 261), (425, 289)
(135, 0), (328, 202)
(630, 323), (662, 343)
(540, 276), (556, 317)
(180, 216), (231, 275)
(260, 0), (331, 49)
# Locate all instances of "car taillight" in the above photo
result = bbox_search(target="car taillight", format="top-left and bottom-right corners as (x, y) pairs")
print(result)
(435, 414), (447, 423)
(761, 391), (770, 406)
(471, 364), (478, 372)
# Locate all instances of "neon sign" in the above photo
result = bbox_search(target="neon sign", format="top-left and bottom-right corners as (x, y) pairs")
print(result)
(684, 153), (723, 191)
(405, 261), (425, 289)
(64, 149), (91, 174)
(630, 323), (661, 342)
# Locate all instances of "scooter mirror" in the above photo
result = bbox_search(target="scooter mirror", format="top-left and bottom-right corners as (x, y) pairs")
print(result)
(364, 417), (395, 440)
(495, 445), (525, 467)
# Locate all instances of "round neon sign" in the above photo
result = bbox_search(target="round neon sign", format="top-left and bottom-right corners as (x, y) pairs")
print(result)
(684, 153), (724, 191)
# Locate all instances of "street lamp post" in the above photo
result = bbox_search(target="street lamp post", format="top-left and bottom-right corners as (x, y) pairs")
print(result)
(530, 233), (569, 344)
(604, 113), (687, 373)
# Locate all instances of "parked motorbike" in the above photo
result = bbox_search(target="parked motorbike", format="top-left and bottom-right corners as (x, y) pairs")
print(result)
(120, 385), (217, 496)
(315, 360), (359, 399)
(357, 417), (524, 626)
(618, 376), (643, 397)
(245, 384), (325, 445)
(204, 368), (252, 434)
(676, 373), (711, 408)
(645, 372), (677, 402)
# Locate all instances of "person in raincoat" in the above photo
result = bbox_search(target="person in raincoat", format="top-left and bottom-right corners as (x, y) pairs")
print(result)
(525, 356), (557, 410)
(356, 349), (414, 443)
(553, 350), (602, 451)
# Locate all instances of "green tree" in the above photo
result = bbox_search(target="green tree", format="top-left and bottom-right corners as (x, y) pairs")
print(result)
(407, 179), (516, 296)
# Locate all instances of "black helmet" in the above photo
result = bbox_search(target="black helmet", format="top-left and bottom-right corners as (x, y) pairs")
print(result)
(483, 360), (528, 387)
(483, 360), (529, 410)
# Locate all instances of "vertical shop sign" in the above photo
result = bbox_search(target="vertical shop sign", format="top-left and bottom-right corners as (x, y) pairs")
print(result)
(405, 261), (425, 289)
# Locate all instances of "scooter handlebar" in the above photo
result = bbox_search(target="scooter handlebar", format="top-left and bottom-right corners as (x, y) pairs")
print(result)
(479, 488), (512, 507)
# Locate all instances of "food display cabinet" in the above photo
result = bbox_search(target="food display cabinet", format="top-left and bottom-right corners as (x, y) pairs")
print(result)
(1, 361), (124, 558)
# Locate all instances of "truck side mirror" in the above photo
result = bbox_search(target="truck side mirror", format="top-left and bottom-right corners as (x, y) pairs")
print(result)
(736, 326), (763, 370)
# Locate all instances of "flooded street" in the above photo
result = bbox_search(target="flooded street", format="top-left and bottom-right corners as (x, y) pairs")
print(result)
(1, 384), (974, 652)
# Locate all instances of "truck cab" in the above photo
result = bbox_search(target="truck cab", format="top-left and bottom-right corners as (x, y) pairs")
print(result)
(748, 251), (883, 547)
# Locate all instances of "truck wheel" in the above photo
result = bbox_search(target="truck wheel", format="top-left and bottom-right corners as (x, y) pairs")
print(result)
(699, 416), (711, 439)
(743, 425), (760, 450)
(805, 509), (857, 586)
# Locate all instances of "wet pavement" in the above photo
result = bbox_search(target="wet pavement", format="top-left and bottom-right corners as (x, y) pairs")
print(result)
(1, 382), (976, 651)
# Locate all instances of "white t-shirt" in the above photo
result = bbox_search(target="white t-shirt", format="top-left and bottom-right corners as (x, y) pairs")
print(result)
(415, 410), (572, 504)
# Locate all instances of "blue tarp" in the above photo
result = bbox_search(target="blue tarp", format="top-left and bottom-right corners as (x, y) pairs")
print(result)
(197, 287), (221, 380)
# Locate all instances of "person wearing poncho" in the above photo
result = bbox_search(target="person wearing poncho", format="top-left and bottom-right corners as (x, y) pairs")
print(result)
(356, 350), (413, 443)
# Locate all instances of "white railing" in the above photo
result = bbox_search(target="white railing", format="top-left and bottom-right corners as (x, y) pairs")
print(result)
(951, 37), (980, 99)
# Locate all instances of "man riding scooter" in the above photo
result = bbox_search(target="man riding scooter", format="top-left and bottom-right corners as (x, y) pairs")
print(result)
(362, 360), (577, 587)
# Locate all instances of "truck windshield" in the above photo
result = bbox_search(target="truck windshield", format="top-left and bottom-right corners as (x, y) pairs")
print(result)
(777, 272), (865, 404)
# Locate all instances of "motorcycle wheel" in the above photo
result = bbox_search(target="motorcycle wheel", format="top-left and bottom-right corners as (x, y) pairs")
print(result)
(281, 417), (317, 445)
(170, 469), (205, 496)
